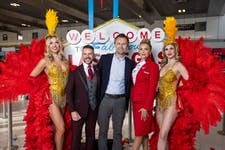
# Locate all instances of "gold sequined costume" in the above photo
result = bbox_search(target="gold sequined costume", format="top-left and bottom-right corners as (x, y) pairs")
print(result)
(48, 63), (68, 108)
(157, 69), (177, 111)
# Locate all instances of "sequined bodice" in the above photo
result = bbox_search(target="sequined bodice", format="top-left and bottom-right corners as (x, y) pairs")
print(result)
(157, 69), (177, 111)
(48, 63), (68, 108)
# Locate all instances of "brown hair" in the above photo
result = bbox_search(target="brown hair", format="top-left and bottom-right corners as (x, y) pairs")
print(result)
(114, 33), (129, 44)
(83, 45), (94, 51)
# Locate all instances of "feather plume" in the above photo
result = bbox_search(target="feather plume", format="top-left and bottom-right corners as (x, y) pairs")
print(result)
(45, 9), (58, 36)
(164, 17), (178, 44)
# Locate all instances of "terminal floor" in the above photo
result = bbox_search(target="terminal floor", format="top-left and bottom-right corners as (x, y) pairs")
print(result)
(0, 101), (225, 150)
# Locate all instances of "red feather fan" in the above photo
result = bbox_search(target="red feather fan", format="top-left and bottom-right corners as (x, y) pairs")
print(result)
(0, 38), (72, 150)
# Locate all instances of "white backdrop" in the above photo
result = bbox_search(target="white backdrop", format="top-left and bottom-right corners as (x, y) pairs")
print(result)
(64, 18), (165, 66)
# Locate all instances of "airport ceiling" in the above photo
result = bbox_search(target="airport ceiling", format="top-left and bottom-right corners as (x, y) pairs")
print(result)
(0, 0), (225, 33)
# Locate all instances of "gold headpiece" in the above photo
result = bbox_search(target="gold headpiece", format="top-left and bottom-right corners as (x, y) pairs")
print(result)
(163, 17), (177, 44)
(45, 9), (58, 36)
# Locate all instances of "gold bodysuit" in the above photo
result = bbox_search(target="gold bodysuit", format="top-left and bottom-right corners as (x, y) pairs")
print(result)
(47, 63), (68, 108)
(157, 69), (177, 111)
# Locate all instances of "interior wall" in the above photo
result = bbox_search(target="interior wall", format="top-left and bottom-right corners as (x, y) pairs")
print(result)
(0, 15), (225, 48)
(147, 15), (225, 48)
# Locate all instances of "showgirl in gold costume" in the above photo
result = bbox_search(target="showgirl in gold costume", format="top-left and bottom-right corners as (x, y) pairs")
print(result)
(24, 9), (69, 150)
(30, 36), (68, 150)
(149, 17), (225, 150)
(156, 17), (189, 150)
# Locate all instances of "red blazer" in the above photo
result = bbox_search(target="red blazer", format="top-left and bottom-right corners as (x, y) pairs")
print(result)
(131, 57), (159, 111)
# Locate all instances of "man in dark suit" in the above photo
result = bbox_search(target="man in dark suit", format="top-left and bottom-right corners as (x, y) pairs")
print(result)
(98, 33), (135, 150)
(67, 45), (99, 150)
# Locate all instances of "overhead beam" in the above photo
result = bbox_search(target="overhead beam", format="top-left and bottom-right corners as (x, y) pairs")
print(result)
(0, 26), (19, 33)
(18, 0), (105, 25)
(143, 0), (162, 19)
(221, 3), (225, 15)
(121, 0), (160, 25)
(208, 0), (225, 16)
(0, 8), (45, 28)
(0, 16), (23, 27)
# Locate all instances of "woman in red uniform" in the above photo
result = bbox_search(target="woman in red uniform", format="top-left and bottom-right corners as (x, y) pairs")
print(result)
(131, 39), (159, 150)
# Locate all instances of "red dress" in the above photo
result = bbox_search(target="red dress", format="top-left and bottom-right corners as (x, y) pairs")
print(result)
(131, 57), (159, 136)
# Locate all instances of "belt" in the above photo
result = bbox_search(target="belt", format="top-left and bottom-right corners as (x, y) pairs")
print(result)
(105, 93), (125, 99)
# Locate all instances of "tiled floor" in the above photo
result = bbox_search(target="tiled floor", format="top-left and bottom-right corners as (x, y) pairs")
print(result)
(1, 101), (225, 150)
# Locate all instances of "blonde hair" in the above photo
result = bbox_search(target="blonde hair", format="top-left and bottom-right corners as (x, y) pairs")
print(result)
(139, 39), (152, 50)
(45, 36), (67, 62)
(139, 39), (156, 61)
(160, 42), (181, 68)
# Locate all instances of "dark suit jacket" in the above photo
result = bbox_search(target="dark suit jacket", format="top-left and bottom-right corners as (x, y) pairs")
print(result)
(98, 54), (134, 109)
(66, 64), (100, 117)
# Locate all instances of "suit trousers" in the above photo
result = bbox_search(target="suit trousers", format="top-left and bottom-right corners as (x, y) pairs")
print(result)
(98, 94), (126, 150)
(71, 107), (98, 150)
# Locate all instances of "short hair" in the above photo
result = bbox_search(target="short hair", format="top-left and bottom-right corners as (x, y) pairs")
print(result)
(114, 33), (129, 44)
(82, 45), (94, 51)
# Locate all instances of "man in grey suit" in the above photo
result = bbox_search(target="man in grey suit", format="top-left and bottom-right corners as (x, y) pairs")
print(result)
(98, 33), (134, 150)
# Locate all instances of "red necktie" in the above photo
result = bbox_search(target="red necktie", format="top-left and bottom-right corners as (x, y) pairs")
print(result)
(88, 65), (94, 80)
